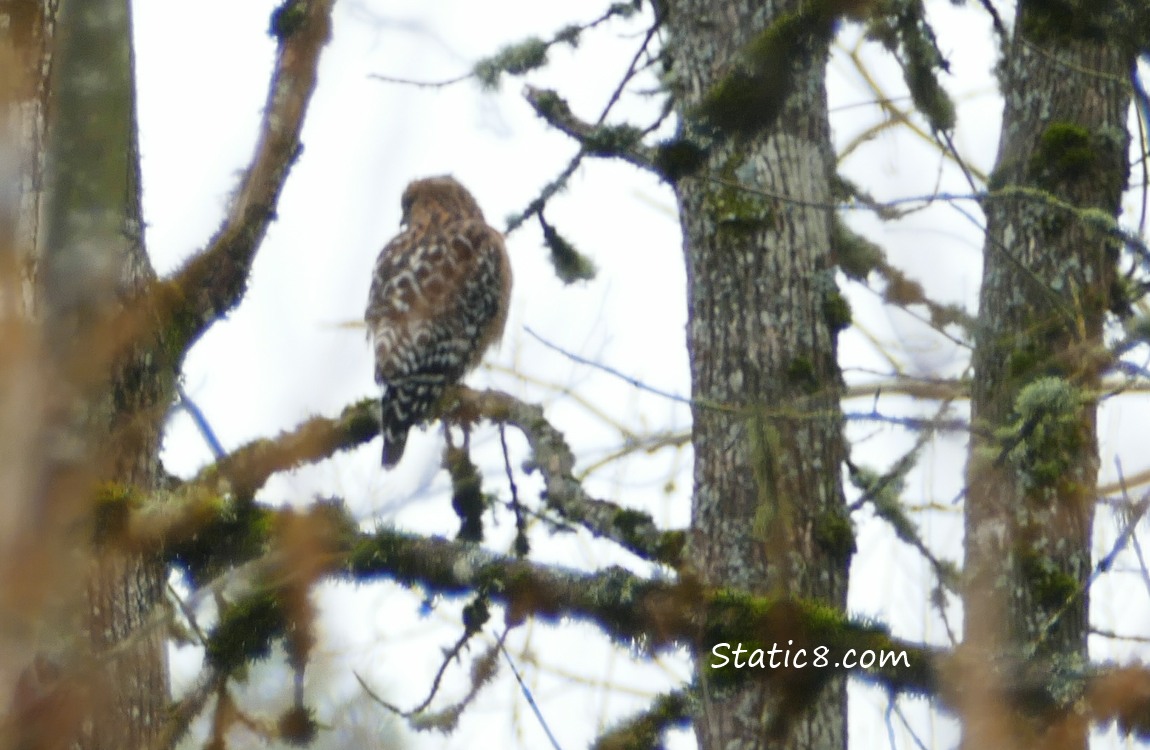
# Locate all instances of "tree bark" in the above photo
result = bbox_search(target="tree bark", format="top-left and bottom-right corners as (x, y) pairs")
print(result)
(665, 2), (850, 747)
(962, 3), (1134, 748)
(2, 0), (171, 746)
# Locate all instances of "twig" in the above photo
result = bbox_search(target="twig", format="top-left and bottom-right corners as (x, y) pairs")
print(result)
(175, 384), (225, 460)
(368, 72), (471, 88)
(524, 326), (697, 409)
(1030, 460), (1150, 653)
(506, 152), (584, 234)
(500, 424), (528, 557)
(499, 634), (564, 750)
(354, 627), (476, 718)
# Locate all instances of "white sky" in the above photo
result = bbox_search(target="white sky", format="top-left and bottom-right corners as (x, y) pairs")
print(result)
(130, 1), (1150, 748)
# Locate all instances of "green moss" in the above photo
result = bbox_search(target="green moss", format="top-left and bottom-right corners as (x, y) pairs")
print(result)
(462, 596), (491, 634)
(831, 218), (885, 281)
(1018, 0), (1108, 44)
(1018, 549), (1078, 610)
(702, 588), (773, 687)
(704, 156), (774, 232)
(343, 397), (383, 444)
(582, 124), (645, 158)
(785, 357), (818, 392)
(592, 692), (690, 750)
(813, 510), (856, 562)
(801, 598), (858, 642)
(527, 87), (564, 119)
(540, 220), (597, 284)
(474, 38), (550, 90)
(93, 481), (143, 544)
(995, 376), (1087, 490)
(986, 164), (1010, 192)
(346, 528), (405, 577)
(268, 0), (307, 39)
(652, 138), (708, 182)
(613, 508), (650, 544)
(447, 447), (485, 542)
(553, 24), (583, 47)
(866, 0), (955, 132)
(165, 501), (275, 588)
(157, 280), (192, 357)
(698, 9), (834, 136)
(1029, 122), (1097, 186)
(1005, 338), (1041, 382)
(655, 530), (687, 568)
(822, 288), (853, 334)
(748, 416), (784, 541)
(205, 589), (286, 672)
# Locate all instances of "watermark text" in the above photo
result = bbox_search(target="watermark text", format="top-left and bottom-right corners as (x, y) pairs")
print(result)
(710, 641), (909, 670)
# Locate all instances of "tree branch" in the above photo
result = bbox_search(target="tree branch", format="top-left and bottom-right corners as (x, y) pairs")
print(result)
(160, 0), (335, 357)
(344, 529), (1150, 742)
(127, 385), (684, 572)
(448, 387), (687, 567)
(126, 399), (375, 548)
(524, 85), (656, 171)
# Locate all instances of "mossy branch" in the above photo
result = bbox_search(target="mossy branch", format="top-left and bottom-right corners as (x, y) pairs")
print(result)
(159, 0), (335, 360)
(524, 85), (656, 172)
(133, 492), (1150, 742)
(447, 387), (687, 567)
(472, 3), (641, 90)
(188, 520), (1150, 740)
(127, 387), (682, 568)
(865, 0), (955, 132)
(197, 398), (379, 500)
(346, 528), (935, 681)
(124, 399), (376, 551)
(592, 690), (692, 750)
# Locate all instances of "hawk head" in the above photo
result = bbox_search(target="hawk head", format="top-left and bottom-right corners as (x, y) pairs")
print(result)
(400, 176), (484, 229)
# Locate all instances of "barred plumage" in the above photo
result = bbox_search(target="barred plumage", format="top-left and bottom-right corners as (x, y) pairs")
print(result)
(365, 176), (512, 467)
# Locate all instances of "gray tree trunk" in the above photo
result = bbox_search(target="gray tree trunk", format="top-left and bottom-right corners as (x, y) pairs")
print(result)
(962, 3), (1134, 748)
(665, 2), (850, 747)
(2, 0), (171, 747)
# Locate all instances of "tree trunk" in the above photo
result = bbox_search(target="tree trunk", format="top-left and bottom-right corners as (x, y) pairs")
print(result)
(962, 3), (1133, 748)
(3, 0), (171, 746)
(665, 2), (851, 747)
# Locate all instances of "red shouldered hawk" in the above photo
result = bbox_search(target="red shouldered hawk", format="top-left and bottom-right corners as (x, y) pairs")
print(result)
(366, 176), (512, 467)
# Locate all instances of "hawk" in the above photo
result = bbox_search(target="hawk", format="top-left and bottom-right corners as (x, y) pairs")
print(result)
(365, 176), (512, 467)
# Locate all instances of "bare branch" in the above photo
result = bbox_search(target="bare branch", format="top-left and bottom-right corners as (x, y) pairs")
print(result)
(161, 0), (335, 357)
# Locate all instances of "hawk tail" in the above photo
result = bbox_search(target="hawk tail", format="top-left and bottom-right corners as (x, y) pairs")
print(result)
(381, 404), (409, 468)
(379, 378), (446, 468)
